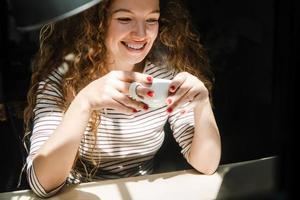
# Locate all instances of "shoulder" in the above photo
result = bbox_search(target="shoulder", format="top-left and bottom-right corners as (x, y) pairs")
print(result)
(41, 62), (69, 86)
(36, 63), (69, 97)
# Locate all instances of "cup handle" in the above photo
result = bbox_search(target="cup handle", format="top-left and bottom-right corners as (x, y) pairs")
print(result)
(129, 82), (143, 101)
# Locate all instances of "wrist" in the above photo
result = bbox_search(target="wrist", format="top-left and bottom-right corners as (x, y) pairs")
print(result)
(194, 97), (210, 113)
(72, 92), (92, 116)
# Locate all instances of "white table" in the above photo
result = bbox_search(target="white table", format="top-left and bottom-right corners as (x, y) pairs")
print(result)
(0, 156), (277, 200)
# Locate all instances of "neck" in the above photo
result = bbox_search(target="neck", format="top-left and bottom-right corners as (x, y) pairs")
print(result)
(107, 60), (145, 73)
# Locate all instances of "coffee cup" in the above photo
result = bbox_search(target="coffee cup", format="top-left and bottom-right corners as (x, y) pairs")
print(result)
(129, 78), (171, 108)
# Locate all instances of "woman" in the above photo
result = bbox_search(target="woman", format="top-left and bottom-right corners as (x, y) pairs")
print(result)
(24, 0), (221, 197)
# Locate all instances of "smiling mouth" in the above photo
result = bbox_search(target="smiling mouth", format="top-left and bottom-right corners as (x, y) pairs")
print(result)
(121, 41), (147, 51)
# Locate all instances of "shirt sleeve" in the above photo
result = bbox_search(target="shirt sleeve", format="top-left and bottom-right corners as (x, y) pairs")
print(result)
(26, 69), (66, 198)
(168, 108), (195, 161)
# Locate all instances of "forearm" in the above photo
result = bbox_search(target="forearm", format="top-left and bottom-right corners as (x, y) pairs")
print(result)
(188, 99), (221, 175)
(33, 93), (91, 191)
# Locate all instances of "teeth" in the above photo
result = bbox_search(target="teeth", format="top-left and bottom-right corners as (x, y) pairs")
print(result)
(125, 42), (145, 50)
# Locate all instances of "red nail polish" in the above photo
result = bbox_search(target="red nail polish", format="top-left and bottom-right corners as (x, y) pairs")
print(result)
(147, 76), (153, 82)
(143, 104), (149, 110)
(180, 110), (186, 115)
(133, 108), (138, 113)
(170, 85), (176, 92)
(166, 98), (172, 104)
(167, 107), (173, 113)
(147, 91), (154, 97)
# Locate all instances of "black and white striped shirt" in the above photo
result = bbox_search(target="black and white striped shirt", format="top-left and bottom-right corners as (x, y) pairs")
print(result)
(26, 62), (195, 198)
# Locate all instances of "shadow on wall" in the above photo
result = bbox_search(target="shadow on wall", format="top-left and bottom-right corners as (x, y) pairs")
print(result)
(155, 0), (279, 172)
(185, 0), (279, 163)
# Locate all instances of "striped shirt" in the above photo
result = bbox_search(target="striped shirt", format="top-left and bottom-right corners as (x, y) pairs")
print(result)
(26, 62), (195, 198)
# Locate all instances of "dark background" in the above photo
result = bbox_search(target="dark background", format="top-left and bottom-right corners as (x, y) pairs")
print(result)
(0, 0), (297, 198)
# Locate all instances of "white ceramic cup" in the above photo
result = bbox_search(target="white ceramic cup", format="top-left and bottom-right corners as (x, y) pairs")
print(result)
(129, 78), (172, 108)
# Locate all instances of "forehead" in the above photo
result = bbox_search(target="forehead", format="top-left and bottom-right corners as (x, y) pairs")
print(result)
(109, 0), (160, 13)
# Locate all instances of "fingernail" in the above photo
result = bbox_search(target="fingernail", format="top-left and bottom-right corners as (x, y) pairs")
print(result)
(166, 98), (172, 105)
(147, 91), (154, 97)
(143, 104), (149, 110)
(133, 108), (138, 113)
(167, 107), (173, 113)
(170, 85), (176, 92)
(147, 76), (153, 83)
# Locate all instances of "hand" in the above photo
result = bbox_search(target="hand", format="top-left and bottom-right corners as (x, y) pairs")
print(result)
(77, 71), (154, 114)
(165, 72), (209, 114)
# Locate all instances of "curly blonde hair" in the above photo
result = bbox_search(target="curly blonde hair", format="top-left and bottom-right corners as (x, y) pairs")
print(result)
(23, 0), (213, 174)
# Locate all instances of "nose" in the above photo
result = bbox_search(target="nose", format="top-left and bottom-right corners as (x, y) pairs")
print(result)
(132, 21), (146, 39)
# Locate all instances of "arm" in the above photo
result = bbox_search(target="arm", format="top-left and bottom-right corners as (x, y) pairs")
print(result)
(32, 93), (91, 193)
(166, 72), (221, 175)
(26, 70), (93, 197)
(28, 70), (154, 195)
(188, 99), (221, 174)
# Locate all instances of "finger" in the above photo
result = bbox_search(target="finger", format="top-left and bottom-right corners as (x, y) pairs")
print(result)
(112, 71), (153, 85)
(168, 72), (188, 93)
(115, 80), (154, 98)
(99, 89), (136, 114)
(166, 80), (191, 107)
(108, 99), (137, 115)
(166, 88), (199, 114)
(113, 80), (130, 94)
(113, 90), (149, 111)
(179, 101), (198, 115)
(176, 89), (209, 115)
(135, 84), (155, 99)
(178, 90), (207, 115)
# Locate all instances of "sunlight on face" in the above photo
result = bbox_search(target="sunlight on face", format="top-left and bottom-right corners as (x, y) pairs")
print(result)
(105, 0), (160, 69)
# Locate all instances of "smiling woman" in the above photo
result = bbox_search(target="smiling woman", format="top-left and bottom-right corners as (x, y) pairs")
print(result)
(106, 0), (160, 70)
(23, 0), (221, 198)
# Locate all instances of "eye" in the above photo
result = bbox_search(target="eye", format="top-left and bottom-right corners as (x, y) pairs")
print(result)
(146, 18), (159, 25)
(117, 17), (131, 24)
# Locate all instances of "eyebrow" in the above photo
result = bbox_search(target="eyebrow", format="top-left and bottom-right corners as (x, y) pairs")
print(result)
(112, 8), (160, 14)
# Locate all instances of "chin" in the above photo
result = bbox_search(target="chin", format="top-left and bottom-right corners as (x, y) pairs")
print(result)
(126, 56), (147, 65)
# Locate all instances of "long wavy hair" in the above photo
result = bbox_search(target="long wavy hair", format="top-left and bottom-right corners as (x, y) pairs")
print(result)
(23, 0), (213, 175)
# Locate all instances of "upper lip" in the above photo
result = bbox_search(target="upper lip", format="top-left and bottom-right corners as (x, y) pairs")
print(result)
(122, 40), (147, 44)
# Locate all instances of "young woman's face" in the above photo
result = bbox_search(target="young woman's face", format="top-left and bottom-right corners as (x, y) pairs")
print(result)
(106, 0), (160, 67)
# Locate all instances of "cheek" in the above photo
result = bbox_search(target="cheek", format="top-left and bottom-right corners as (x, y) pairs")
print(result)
(148, 26), (159, 40)
(104, 34), (114, 52)
(107, 23), (130, 44)
(153, 28), (159, 39)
